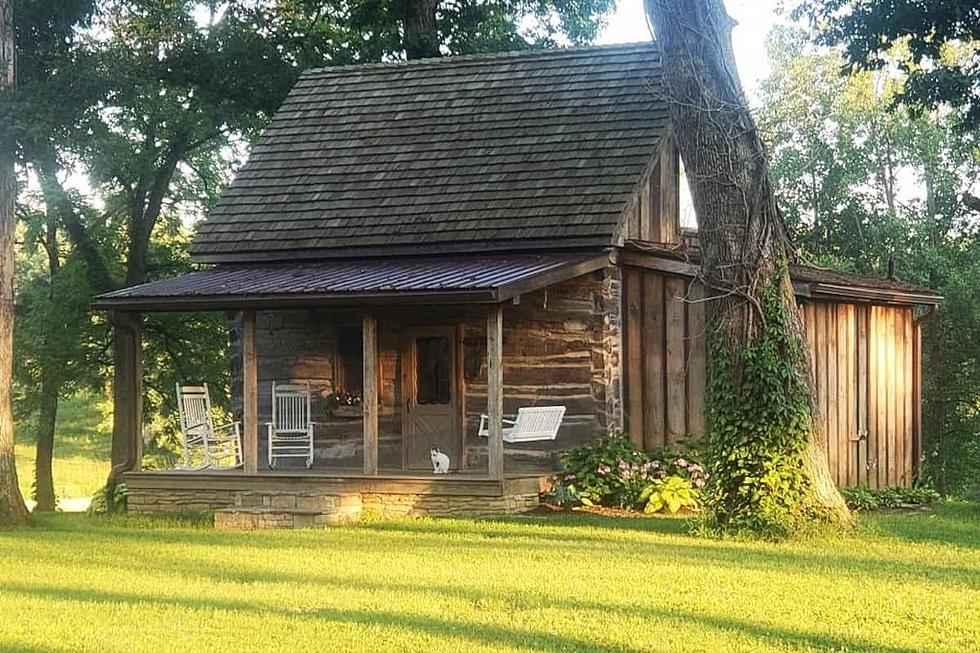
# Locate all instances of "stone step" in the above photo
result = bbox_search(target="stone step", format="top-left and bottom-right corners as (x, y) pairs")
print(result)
(215, 505), (360, 530)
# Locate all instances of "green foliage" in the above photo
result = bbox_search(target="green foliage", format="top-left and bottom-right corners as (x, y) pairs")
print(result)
(701, 280), (821, 538)
(551, 434), (705, 510)
(795, 0), (980, 130)
(639, 476), (699, 514)
(543, 482), (594, 508)
(86, 482), (127, 515)
(841, 486), (943, 512)
(557, 433), (650, 507)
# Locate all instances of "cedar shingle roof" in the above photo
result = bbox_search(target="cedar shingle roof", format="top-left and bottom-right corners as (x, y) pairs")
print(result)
(191, 43), (668, 263)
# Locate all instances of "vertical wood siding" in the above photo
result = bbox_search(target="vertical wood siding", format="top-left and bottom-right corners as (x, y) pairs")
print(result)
(623, 268), (917, 488)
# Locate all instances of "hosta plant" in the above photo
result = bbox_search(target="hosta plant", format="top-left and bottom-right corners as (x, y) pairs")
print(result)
(640, 475), (699, 514)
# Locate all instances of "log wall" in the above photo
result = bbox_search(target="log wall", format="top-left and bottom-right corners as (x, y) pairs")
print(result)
(623, 267), (918, 488)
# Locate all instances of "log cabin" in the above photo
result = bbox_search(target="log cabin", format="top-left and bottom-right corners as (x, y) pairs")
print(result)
(93, 43), (939, 525)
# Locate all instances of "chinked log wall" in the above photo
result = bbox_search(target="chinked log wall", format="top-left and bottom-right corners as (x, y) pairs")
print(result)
(623, 267), (917, 488)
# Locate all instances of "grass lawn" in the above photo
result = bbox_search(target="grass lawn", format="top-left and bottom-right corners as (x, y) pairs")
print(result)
(13, 394), (110, 503)
(1, 505), (978, 653)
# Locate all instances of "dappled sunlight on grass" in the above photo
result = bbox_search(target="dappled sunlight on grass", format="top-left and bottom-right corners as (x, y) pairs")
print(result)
(14, 394), (109, 501)
(1, 505), (978, 652)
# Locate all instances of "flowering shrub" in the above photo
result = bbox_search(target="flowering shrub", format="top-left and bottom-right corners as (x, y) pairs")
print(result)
(550, 434), (707, 511)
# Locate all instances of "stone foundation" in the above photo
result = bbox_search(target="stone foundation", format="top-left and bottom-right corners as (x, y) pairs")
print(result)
(126, 476), (542, 528)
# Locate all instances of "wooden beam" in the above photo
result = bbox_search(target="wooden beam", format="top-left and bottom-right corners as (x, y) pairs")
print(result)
(624, 268), (644, 447)
(912, 319), (922, 481)
(362, 313), (379, 475)
(657, 139), (680, 244)
(487, 304), (504, 480)
(642, 272), (666, 449)
(110, 311), (143, 473)
(665, 277), (687, 445)
(242, 309), (258, 474)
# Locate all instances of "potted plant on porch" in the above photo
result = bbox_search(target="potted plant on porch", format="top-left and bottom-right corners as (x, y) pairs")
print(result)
(326, 390), (363, 419)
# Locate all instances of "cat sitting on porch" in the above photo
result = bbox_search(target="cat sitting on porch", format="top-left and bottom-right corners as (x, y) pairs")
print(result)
(430, 447), (450, 474)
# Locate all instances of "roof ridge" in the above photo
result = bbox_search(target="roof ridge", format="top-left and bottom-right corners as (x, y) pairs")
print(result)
(301, 41), (659, 78)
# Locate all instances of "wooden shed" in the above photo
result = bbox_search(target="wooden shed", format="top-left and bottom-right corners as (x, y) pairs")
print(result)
(94, 43), (938, 522)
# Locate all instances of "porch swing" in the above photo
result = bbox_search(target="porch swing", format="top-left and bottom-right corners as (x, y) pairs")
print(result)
(477, 388), (566, 444)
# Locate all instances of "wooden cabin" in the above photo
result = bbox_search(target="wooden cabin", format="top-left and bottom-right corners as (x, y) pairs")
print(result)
(94, 43), (939, 524)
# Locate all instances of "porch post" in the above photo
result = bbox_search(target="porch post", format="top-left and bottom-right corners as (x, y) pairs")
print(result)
(362, 313), (379, 475)
(242, 309), (259, 474)
(109, 311), (142, 475)
(487, 304), (504, 479)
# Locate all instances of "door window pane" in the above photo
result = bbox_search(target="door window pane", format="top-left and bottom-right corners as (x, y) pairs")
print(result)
(416, 336), (451, 404)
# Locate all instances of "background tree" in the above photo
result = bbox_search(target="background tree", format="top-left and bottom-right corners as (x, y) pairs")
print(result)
(0, 0), (30, 525)
(645, 0), (851, 536)
(795, 0), (980, 132)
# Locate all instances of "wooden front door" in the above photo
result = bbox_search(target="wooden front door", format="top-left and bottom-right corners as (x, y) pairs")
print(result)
(403, 326), (460, 470)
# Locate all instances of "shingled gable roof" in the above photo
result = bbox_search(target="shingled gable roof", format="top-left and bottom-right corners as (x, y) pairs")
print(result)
(190, 42), (669, 263)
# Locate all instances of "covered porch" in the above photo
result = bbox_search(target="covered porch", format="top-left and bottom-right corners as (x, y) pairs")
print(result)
(94, 253), (616, 518)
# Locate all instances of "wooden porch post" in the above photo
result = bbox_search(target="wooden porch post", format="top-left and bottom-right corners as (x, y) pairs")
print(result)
(109, 311), (143, 476)
(362, 313), (379, 475)
(242, 309), (258, 474)
(487, 304), (504, 479)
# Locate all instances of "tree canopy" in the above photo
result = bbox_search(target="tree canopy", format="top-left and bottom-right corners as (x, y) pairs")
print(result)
(796, 0), (980, 131)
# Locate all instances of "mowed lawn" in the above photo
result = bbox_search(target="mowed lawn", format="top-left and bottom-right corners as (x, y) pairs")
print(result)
(1, 505), (978, 653)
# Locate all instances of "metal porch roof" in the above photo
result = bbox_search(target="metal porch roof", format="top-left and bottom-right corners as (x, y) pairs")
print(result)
(92, 252), (611, 311)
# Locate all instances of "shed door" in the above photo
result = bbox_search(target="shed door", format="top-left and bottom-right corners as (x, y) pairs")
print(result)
(403, 326), (460, 470)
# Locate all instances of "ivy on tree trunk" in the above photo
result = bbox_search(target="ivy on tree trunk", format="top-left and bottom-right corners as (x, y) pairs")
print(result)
(645, 0), (851, 535)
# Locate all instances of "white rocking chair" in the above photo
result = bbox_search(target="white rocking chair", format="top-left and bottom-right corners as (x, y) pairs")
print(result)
(478, 406), (566, 443)
(176, 384), (243, 470)
(267, 381), (315, 469)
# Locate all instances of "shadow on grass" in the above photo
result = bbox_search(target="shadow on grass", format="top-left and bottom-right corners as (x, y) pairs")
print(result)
(1, 581), (942, 653)
(862, 502), (980, 550)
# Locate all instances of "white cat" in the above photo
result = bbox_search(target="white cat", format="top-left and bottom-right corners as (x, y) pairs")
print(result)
(430, 447), (450, 474)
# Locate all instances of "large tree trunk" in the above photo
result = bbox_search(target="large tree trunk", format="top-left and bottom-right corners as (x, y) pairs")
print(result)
(646, 0), (851, 533)
(0, 0), (30, 525)
(399, 0), (440, 59)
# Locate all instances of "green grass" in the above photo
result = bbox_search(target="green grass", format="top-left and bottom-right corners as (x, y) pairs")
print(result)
(1, 505), (978, 652)
(13, 394), (110, 502)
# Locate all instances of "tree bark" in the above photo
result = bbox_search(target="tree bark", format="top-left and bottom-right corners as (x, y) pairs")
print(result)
(399, 0), (440, 59)
(0, 0), (30, 525)
(32, 369), (58, 511)
(645, 0), (851, 530)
